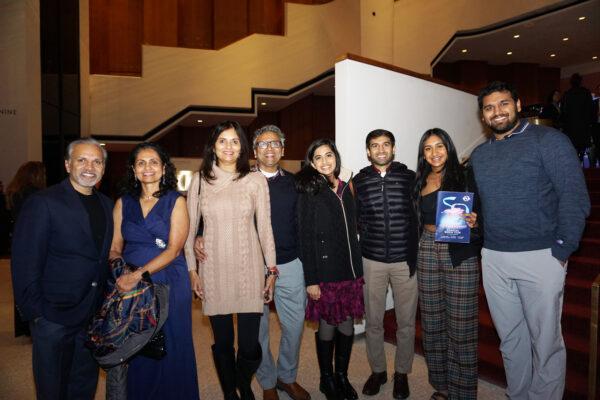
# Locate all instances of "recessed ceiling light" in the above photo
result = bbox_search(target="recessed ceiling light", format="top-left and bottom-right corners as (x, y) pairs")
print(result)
(260, 102), (267, 106)
(550, 53), (556, 58)
(506, 51), (513, 55)
(197, 119), (203, 123)
(461, 49), (468, 53)
(99, 143), (106, 147)
(562, 37), (569, 41)
(593, 56), (598, 60)
(513, 34), (520, 39)
(578, 16), (586, 21)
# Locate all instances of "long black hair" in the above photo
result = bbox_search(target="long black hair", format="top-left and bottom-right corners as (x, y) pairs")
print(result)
(199, 120), (251, 184)
(412, 128), (465, 204)
(295, 138), (341, 195)
(121, 142), (177, 198)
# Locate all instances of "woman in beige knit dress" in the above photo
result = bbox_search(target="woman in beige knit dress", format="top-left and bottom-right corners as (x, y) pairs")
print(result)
(184, 120), (277, 400)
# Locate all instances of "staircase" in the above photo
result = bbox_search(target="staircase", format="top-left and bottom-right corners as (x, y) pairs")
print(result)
(384, 167), (600, 399)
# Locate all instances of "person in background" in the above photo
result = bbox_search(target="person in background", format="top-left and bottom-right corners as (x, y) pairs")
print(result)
(250, 125), (310, 400)
(540, 89), (561, 129)
(296, 138), (364, 400)
(6, 161), (47, 221)
(109, 142), (199, 399)
(185, 121), (277, 400)
(413, 128), (481, 400)
(590, 84), (600, 168)
(473, 81), (590, 399)
(353, 129), (418, 400)
(6, 161), (47, 337)
(12, 138), (113, 399)
(561, 73), (595, 161)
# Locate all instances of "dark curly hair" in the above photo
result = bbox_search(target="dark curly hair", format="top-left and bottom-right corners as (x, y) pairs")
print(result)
(295, 138), (341, 195)
(120, 142), (177, 198)
(199, 120), (251, 184)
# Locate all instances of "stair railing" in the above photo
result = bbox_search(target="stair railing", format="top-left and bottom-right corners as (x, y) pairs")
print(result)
(589, 272), (600, 399)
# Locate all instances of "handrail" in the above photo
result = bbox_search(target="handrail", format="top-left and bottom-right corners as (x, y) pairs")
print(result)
(589, 272), (600, 399)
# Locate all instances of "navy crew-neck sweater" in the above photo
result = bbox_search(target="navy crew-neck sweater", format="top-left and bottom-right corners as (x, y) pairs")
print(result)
(470, 121), (590, 261)
(265, 169), (299, 265)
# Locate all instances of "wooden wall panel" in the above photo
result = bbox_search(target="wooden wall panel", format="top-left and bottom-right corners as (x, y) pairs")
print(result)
(143, 0), (178, 47)
(91, 0), (332, 74)
(249, 0), (284, 36)
(213, 0), (249, 49)
(433, 61), (561, 105)
(90, 0), (143, 75)
(89, 0), (110, 74)
(178, 0), (214, 49)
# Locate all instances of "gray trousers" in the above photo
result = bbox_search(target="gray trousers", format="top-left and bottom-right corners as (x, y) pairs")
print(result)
(482, 248), (567, 400)
(256, 258), (307, 389)
(363, 258), (418, 374)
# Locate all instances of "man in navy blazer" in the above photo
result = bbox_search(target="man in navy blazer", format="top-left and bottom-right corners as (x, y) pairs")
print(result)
(11, 138), (114, 399)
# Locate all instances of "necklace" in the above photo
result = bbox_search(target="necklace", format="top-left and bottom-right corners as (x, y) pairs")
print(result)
(141, 193), (155, 201)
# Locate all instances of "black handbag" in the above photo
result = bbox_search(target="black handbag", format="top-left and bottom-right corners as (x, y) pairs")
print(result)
(137, 270), (167, 360)
(138, 329), (166, 360)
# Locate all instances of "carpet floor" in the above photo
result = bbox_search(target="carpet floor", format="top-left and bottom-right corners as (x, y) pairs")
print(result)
(0, 258), (507, 399)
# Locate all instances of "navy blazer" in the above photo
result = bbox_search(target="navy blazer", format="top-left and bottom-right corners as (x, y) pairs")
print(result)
(11, 179), (114, 327)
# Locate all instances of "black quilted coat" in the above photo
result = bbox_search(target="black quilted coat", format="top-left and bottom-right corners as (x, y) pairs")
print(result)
(353, 162), (418, 276)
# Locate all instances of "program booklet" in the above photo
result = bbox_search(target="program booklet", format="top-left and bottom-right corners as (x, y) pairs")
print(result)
(435, 191), (474, 243)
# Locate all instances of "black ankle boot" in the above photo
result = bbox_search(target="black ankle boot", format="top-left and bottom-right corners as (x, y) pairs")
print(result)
(315, 332), (340, 400)
(236, 348), (262, 400)
(334, 332), (358, 400)
(212, 345), (241, 400)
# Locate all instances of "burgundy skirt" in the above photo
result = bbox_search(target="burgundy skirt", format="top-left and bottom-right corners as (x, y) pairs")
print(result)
(306, 277), (365, 325)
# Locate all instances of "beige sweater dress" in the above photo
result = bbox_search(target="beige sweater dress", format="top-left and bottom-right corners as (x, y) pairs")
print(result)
(184, 165), (276, 316)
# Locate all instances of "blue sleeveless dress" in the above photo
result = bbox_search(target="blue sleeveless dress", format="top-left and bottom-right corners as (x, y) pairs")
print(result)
(121, 191), (200, 399)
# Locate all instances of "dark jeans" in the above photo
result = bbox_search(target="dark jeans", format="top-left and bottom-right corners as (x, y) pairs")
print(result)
(209, 313), (261, 358)
(30, 317), (98, 400)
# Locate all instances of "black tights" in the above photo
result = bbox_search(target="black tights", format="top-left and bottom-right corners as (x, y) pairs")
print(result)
(209, 313), (262, 358)
(318, 316), (354, 341)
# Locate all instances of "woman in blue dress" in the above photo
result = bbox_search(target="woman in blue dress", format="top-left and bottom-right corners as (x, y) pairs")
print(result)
(109, 142), (200, 399)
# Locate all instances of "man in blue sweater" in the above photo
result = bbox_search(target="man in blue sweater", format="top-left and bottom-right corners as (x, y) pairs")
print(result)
(252, 125), (310, 400)
(471, 81), (590, 400)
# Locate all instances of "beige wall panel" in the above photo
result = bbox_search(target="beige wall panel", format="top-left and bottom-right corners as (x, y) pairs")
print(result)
(0, 0), (42, 186)
(88, 0), (360, 136)
(360, 0), (393, 64)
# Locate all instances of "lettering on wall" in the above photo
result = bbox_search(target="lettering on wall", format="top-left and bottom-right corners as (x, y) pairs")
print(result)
(0, 108), (17, 116)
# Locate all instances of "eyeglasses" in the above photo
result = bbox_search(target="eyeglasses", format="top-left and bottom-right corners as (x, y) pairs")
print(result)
(256, 140), (283, 149)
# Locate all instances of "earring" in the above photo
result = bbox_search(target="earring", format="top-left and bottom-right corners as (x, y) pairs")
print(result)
(161, 175), (165, 186)
(134, 176), (139, 187)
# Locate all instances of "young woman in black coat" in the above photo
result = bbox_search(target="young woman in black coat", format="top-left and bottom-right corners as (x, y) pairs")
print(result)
(296, 138), (363, 400)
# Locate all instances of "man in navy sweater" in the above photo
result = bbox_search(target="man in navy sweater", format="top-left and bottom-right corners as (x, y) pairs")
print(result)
(252, 125), (310, 400)
(471, 81), (590, 400)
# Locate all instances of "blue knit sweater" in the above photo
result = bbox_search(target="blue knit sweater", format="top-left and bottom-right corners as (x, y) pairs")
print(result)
(470, 120), (590, 261)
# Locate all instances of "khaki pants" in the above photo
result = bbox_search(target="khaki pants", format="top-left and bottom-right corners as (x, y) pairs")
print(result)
(363, 258), (418, 374)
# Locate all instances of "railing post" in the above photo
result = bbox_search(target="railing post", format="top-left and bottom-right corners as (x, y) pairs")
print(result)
(589, 273), (600, 399)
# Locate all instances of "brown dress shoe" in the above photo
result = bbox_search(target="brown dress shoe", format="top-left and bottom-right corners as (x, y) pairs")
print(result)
(276, 379), (311, 400)
(362, 371), (387, 395)
(263, 388), (280, 400)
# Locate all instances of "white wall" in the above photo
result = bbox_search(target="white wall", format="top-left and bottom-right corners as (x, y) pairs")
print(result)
(335, 58), (486, 174)
(0, 0), (42, 187)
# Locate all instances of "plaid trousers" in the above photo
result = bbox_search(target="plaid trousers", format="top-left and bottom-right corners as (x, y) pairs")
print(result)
(417, 230), (479, 400)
